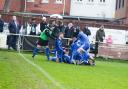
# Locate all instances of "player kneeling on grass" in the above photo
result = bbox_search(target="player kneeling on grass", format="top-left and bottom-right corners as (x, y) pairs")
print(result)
(45, 47), (71, 64)
(72, 29), (95, 65)
(32, 27), (55, 59)
(55, 32), (66, 62)
(46, 32), (72, 63)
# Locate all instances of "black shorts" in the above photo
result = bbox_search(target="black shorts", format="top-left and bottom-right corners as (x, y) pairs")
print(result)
(37, 38), (48, 46)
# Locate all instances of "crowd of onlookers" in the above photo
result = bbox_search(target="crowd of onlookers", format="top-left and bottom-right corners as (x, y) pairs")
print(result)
(0, 15), (107, 57)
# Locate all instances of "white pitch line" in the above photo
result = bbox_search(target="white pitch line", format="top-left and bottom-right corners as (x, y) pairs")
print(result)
(19, 53), (66, 89)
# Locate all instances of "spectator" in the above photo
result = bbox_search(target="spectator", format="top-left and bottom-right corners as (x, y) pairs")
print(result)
(40, 17), (47, 32)
(73, 26), (79, 38)
(58, 21), (65, 33)
(96, 25), (105, 42)
(95, 25), (105, 57)
(0, 15), (4, 33)
(50, 20), (60, 38)
(29, 18), (37, 35)
(83, 25), (91, 36)
(64, 23), (74, 38)
(7, 16), (21, 50)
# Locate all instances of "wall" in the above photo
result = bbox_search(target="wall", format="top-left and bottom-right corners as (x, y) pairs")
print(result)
(70, 0), (116, 18)
(115, 0), (128, 19)
(26, 0), (71, 15)
(0, 0), (5, 11)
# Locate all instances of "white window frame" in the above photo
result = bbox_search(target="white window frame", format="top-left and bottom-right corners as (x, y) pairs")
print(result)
(75, 0), (83, 3)
(56, 0), (63, 4)
(41, 0), (49, 3)
(27, 0), (35, 2)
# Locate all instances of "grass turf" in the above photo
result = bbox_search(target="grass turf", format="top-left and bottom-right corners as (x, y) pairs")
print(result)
(0, 50), (128, 89)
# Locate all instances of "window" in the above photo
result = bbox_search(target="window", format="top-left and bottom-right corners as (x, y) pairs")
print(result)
(119, 0), (121, 9)
(116, 0), (118, 10)
(41, 0), (49, 3)
(122, 0), (124, 7)
(116, 0), (125, 10)
(77, 0), (83, 1)
(100, 0), (105, 3)
(56, 0), (63, 4)
(27, 0), (35, 2)
(88, 0), (94, 2)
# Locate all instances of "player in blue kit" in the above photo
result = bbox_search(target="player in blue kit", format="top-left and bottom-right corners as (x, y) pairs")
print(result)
(72, 29), (95, 65)
(55, 32), (65, 62)
(46, 32), (71, 63)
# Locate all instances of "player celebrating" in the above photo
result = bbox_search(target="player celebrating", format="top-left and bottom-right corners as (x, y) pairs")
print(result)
(45, 32), (71, 63)
(55, 32), (65, 62)
(73, 29), (95, 65)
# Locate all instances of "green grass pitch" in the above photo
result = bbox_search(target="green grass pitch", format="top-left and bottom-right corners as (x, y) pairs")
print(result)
(0, 50), (128, 89)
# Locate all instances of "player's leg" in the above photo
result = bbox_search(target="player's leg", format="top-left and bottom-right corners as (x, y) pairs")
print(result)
(32, 44), (41, 58)
(32, 39), (42, 58)
(73, 52), (82, 65)
(45, 46), (51, 60)
(64, 55), (71, 64)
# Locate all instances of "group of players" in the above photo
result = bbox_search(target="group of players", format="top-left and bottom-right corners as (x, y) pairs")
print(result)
(32, 19), (95, 66)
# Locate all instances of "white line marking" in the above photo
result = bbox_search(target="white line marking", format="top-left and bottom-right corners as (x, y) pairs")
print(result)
(19, 53), (66, 89)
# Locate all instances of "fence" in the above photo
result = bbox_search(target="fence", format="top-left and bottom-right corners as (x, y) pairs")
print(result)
(0, 33), (128, 60)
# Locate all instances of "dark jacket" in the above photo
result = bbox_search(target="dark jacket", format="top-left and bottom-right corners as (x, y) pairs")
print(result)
(52, 25), (60, 38)
(73, 27), (79, 38)
(8, 20), (21, 34)
(96, 29), (105, 42)
(83, 28), (91, 36)
(64, 26), (74, 38)
(58, 25), (65, 33)
(0, 19), (4, 32)
(40, 22), (47, 32)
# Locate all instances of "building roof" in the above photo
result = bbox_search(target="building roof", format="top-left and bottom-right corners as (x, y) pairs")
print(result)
(13, 12), (115, 21)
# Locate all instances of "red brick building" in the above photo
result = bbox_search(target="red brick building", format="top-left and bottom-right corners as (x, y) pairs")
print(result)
(0, 0), (5, 11)
(0, 0), (25, 12)
(0, 0), (71, 15)
(115, 0), (128, 24)
(26, 0), (71, 15)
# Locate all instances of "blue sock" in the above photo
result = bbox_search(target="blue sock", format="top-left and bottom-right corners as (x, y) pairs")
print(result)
(33, 47), (39, 58)
(45, 47), (50, 60)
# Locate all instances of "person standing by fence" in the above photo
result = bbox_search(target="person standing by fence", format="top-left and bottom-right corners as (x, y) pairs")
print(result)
(7, 16), (21, 50)
(0, 15), (4, 33)
(29, 18), (37, 35)
(95, 25), (105, 57)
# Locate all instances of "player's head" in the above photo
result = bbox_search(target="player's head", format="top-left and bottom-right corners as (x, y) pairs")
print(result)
(58, 32), (64, 39)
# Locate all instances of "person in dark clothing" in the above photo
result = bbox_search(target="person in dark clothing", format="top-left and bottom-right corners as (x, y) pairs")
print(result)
(40, 17), (47, 32)
(64, 23), (74, 38)
(95, 25), (105, 57)
(58, 21), (65, 33)
(7, 16), (21, 50)
(83, 26), (91, 36)
(29, 18), (37, 35)
(73, 26), (80, 38)
(0, 15), (4, 32)
(51, 21), (60, 38)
